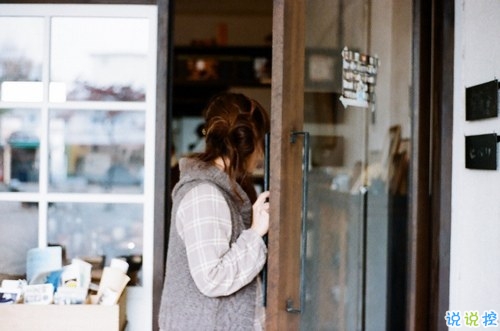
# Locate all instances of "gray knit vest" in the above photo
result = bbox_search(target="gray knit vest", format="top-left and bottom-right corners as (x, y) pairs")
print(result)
(159, 158), (257, 331)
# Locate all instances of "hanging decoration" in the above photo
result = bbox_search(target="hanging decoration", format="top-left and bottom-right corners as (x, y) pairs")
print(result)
(340, 46), (379, 111)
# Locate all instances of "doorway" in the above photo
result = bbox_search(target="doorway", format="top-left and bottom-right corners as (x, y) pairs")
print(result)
(165, 1), (451, 331)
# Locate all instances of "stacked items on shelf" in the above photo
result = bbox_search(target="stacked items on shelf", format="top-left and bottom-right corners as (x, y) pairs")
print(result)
(0, 246), (129, 306)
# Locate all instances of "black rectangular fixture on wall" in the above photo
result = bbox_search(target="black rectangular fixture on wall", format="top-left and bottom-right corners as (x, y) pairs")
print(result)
(465, 80), (499, 121)
(465, 133), (498, 170)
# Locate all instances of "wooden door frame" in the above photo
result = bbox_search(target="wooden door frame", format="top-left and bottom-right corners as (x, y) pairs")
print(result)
(266, 1), (305, 330)
(154, 1), (171, 330)
(408, 0), (453, 330)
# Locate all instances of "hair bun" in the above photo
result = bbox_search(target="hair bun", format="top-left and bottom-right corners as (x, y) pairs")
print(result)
(229, 120), (255, 156)
(198, 92), (269, 190)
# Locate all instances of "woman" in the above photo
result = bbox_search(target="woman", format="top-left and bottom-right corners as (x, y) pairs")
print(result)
(159, 92), (271, 330)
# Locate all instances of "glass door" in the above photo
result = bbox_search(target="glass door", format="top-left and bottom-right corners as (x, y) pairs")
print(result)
(300, 1), (412, 330)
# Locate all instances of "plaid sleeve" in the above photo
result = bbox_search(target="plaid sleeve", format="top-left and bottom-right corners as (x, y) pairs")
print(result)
(176, 183), (267, 297)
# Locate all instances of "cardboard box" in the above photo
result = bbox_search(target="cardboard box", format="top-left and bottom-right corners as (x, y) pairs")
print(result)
(0, 292), (127, 331)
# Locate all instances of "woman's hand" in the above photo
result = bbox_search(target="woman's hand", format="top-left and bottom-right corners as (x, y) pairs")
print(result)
(251, 191), (270, 237)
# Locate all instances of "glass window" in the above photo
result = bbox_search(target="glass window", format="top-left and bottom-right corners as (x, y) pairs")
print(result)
(0, 109), (41, 192)
(47, 202), (143, 285)
(0, 201), (38, 278)
(0, 5), (157, 329)
(0, 17), (43, 102)
(49, 109), (145, 194)
(50, 17), (150, 102)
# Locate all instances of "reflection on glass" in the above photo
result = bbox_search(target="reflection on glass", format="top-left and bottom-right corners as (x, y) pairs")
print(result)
(49, 109), (145, 194)
(0, 109), (41, 192)
(302, 1), (370, 330)
(47, 202), (143, 286)
(302, 1), (412, 330)
(50, 17), (149, 102)
(0, 17), (43, 102)
(0, 202), (38, 278)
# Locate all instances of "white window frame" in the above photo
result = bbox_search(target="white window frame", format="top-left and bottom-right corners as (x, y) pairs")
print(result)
(0, 4), (157, 330)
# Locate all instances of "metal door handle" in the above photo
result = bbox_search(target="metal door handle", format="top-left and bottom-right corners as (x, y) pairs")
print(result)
(262, 133), (270, 306)
(286, 131), (310, 314)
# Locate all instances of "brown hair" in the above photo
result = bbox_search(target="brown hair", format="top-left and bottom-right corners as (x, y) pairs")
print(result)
(194, 92), (270, 201)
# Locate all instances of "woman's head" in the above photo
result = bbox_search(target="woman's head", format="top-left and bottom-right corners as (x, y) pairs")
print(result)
(197, 92), (270, 183)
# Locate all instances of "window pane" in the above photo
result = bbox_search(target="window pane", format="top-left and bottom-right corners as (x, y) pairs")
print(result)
(0, 17), (43, 102)
(49, 109), (145, 194)
(0, 109), (41, 192)
(50, 17), (149, 102)
(0, 202), (38, 279)
(47, 202), (143, 286)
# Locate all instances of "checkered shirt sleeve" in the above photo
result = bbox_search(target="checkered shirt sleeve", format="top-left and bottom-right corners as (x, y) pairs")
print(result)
(176, 183), (268, 297)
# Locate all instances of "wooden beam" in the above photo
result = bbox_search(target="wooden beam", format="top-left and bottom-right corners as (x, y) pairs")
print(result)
(267, 1), (305, 330)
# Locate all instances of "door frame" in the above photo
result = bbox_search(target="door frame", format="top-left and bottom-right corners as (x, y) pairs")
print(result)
(409, 0), (453, 330)
(266, 1), (305, 330)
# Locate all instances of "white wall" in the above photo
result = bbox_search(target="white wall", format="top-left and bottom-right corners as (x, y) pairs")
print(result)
(451, 0), (500, 320)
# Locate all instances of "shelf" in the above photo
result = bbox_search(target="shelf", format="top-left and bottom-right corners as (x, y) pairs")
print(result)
(172, 46), (271, 117)
(173, 46), (271, 87)
(174, 45), (271, 57)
